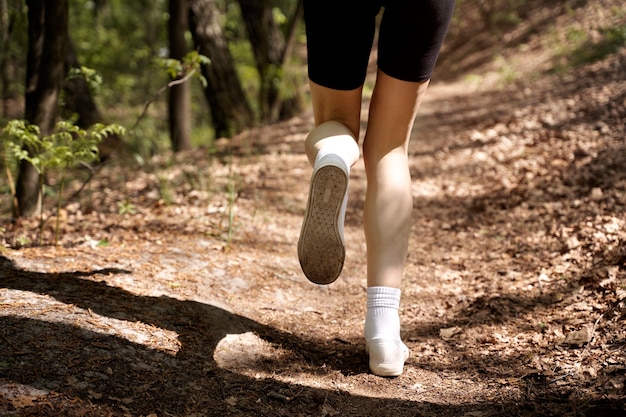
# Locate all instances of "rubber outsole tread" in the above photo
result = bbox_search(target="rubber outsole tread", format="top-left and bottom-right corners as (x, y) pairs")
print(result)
(298, 165), (348, 285)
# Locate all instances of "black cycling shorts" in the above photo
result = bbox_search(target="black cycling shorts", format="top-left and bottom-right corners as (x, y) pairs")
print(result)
(303, 0), (455, 90)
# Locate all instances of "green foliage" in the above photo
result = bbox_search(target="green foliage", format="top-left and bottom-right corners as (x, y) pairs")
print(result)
(2, 119), (126, 243)
(493, 54), (518, 86)
(15, 234), (31, 247)
(117, 200), (136, 215)
(67, 66), (104, 95)
(0, 0), (28, 101)
(3, 119), (125, 174)
(4, 0), (307, 152)
(69, 0), (169, 106)
(160, 50), (210, 86)
(461, 0), (529, 31)
(224, 156), (241, 249)
(2, 121), (40, 168)
(551, 22), (626, 73)
(127, 51), (211, 156)
(568, 24), (626, 66)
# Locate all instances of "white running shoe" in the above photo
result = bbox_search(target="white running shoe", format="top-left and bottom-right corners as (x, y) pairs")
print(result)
(366, 339), (410, 377)
(298, 154), (349, 285)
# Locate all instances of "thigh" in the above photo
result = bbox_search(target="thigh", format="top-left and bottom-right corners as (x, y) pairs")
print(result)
(378, 0), (455, 82)
(303, 0), (382, 90)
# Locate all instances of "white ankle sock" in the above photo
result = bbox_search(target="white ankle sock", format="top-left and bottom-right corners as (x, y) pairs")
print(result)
(364, 286), (402, 343)
(313, 136), (360, 172)
(365, 286), (408, 376)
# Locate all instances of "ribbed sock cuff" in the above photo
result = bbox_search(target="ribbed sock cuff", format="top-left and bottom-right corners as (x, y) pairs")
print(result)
(366, 286), (401, 310)
(365, 286), (402, 342)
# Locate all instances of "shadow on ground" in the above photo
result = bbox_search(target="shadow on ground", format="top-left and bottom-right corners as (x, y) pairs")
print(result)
(1, 256), (624, 416)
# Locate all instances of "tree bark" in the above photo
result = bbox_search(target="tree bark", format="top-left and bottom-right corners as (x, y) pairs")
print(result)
(168, 0), (192, 152)
(63, 39), (102, 128)
(237, 0), (304, 122)
(236, 0), (283, 123)
(0, 0), (9, 118)
(188, 0), (254, 138)
(16, 0), (68, 217)
(63, 37), (122, 161)
(276, 0), (304, 120)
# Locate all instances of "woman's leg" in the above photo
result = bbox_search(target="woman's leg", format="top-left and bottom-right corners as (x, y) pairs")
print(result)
(305, 80), (363, 164)
(362, 70), (430, 376)
(363, 71), (429, 289)
(297, 81), (361, 284)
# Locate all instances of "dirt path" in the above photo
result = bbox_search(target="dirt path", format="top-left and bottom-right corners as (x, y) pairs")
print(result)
(2, 5), (626, 416)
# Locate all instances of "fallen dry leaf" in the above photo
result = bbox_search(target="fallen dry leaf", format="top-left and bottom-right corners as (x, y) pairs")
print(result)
(562, 328), (593, 347)
(440, 326), (463, 340)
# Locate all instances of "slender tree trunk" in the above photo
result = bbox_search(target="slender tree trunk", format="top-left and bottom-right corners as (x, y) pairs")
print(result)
(275, 0), (304, 120)
(236, 0), (284, 123)
(188, 0), (254, 138)
(63, 38), (101, 128)
(16, 0), (68, 217)
(63, 37), (121, 161)
(168, 0), (192, 152)
(237, 0), (304, 122)
(0, 0), (9, 118)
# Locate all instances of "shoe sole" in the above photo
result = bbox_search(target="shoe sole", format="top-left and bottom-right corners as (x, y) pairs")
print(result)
(298, 165), (348, 285)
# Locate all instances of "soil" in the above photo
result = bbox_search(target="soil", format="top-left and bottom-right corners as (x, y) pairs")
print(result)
(1, 2), (626, 416)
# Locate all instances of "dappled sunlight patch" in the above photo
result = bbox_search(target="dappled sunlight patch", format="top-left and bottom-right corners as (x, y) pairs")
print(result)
(214, 332), (282, 376)
(212, 332), (504, 403)
(212, 332), (363, 394)
(0, 382), (50, 409)
(0, 289), (181, 354)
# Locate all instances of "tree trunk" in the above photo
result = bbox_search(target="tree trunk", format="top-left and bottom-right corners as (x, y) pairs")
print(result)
(275, 0), (304, 121)
(63, 37), (122, 161)
(237, 0), (304, 122)
(63, 39), (102, 128)
(168, 0), (192, 152)
(236, 0), (284, 123)
(188, 0), (254, 138)
(16, 0), (68, 217)
(0, 0), (9, 118)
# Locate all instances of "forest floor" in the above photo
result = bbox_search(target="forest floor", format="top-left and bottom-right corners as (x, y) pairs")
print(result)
(1, 2), (626, 416)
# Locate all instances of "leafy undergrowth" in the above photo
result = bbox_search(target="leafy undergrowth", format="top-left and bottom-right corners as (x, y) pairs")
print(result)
(1, 2), (626, 417)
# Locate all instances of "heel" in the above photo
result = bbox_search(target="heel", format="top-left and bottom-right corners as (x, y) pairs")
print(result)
(366, 339), (409, 377)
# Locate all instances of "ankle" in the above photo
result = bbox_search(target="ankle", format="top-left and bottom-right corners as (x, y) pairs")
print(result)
(364, 286), (402, 343)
